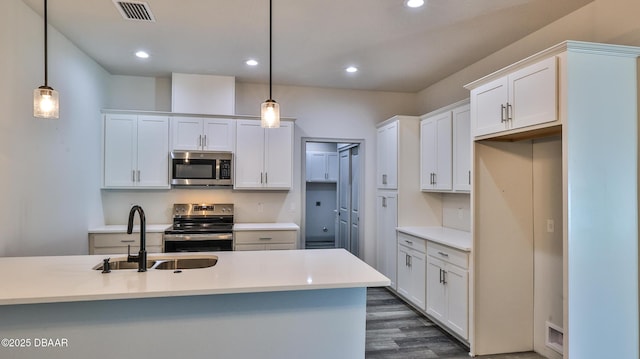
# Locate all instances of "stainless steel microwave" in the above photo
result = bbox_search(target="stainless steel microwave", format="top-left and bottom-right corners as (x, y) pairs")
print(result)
(170, 151), (233, 186)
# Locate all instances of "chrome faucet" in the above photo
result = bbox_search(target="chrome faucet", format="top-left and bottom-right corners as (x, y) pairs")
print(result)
(126, 205), (147, 272)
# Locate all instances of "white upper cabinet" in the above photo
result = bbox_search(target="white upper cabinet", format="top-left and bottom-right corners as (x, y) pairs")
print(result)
(470, 56), (557, 137)
(452, 104), (471, 192)
(377, 121), (398, 189)
(420, 111), (452, 191)
(104, 114), (169, 189)
(306, 151), (338, 182)
(234, 120), (293, 190)
(171, 117), (235, 152)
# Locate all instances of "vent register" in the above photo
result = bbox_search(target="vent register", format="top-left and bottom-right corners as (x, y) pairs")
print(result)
(113, 0), (156, 22)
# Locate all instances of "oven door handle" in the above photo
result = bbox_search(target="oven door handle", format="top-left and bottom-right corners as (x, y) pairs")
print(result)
(163, 233), (233, 241)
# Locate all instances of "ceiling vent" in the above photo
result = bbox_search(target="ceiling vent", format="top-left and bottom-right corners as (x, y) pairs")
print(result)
(113, 1), (156, 22)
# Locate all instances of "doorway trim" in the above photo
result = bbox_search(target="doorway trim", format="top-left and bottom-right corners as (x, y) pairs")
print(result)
(301, 137), (365, 257)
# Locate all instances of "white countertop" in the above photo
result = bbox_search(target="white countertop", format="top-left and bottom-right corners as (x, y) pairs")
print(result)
(0, 249), (388, 306)
(88, 224), (172, 233)
(233, 223), (300, 231)
(396, 226), (472, 252)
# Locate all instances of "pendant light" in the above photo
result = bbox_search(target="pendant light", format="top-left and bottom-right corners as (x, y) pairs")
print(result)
(33, 0), (59, 119)
(260, 0), (280, 128)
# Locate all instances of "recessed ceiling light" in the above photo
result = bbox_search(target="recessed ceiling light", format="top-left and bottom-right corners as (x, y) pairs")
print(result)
(246, 59), (259, 66)
(135, 51), (149, 59)
(346, 66), (358, 73)
(406, 0), (424, 8)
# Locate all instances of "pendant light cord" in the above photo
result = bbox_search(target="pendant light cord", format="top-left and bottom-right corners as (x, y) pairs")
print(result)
(269, 0), (272, 100)
(44, 0), (48, 87)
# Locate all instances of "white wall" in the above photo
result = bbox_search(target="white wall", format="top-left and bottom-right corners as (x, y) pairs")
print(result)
(0, 0), (109, 256)
(101, 81), (418, 264)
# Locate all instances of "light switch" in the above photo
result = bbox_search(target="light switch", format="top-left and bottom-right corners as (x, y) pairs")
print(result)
(547, 219), (554, 233)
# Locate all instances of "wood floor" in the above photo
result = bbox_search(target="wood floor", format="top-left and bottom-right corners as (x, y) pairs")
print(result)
(365, 287), (546, 359)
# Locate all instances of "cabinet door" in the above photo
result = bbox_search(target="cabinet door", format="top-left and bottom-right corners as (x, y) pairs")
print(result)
(508, 56), (557, 130)
(171, 117), (203, 150)
(397, 245), (411, 299)
(326, 153), (339, 182)
(234, 120), (265, 188)
(471, 76), (508, 137)
(452, 104), (471, 191)
(264, 121), (293, 189)
(104, 114), (137, 187)
(408, 250), (426, 310)
(203, 118), (235, 151)
(136, 115), (170, 188)
(376, 192), (397, 290)
(435, 114), (452, 191)
(426, 256), (446, 322)
(376, 122), (398, 189)
(420, 118), (437, 190)
(306, 152), (327, 181)
(445, 264), (469, 340)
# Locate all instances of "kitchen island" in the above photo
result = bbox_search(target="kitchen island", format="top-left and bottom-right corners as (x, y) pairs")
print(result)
(0, 249), (388, 359)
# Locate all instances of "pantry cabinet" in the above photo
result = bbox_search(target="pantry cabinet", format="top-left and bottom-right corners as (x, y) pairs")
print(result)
(470, 56), (557, 137)
(171, 117), (235, 151)
(376, 121), (398, 189)
(397, 232), (426, 310)
(234, 120), (293, 190)
(306, 151), (338, 182)
(452, 104), (471, 191)
(426, 241), (469, 340)
(103, 113), (169, 189)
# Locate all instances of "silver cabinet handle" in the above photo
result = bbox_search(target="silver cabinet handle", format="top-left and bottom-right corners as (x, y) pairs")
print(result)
(408, 255), (412, 268)
(260, 172), (264, 184)
(265, 172), (268, 184)
(382, 197), (387, 208)
(468, 170), (471, 185)
(439, 268), (443, 284)
(404, 240), (413, 245)
(203, 134), (207, 147)
(442, 270), (447, 285)
(120, 239), (135, 243)
(132, 170), (136, 182)
(259, 237), (272, 241)
(507, 102), (513, 121)
(501, 104), (507, 122)
(438, 251), (449, 257)
(137, 170), (140, 182)
(382, 174), (387, 185)
(198, 134), (202, 148)
(433, 173), (437, 185)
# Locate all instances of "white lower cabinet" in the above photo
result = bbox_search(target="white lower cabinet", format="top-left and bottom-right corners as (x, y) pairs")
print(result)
(426, 241), (469, 340)
(89, 233), (163, 255)
(396, 232), (426, 310)
(376, 192), (398, 290)
(234, 230), (297, 251)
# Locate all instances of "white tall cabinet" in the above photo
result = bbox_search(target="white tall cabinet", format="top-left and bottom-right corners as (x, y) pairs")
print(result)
(375, 116), (440, 291)
(465, 41), (640, 359)
(234, 120), (294, 190)
(103, 113), (169, 189)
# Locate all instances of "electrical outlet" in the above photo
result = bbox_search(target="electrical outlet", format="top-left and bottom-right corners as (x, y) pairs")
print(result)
(258, 203), (264, 213)
(547, 219), (554, 233)
(457, 208), (464, 219)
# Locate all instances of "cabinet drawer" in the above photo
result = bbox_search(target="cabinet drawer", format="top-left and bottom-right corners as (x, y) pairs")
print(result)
(397, 232), (426, 253)
(90, 233), (163, 247)
(92, 246), (163, 255)
(234, 244), (266, 251)
(234, 230), (297, 245)
(427, 241), (468, 269)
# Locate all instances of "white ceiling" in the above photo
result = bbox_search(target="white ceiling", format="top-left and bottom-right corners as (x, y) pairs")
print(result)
(23, 0), (593, 93)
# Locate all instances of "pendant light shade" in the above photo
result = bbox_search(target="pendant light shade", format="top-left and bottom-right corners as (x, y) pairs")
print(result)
(261, 0), (280, 128)
(34, 0), (59, 119)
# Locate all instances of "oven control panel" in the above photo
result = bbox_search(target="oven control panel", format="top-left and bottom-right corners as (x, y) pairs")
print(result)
(173, 203), (234, 217)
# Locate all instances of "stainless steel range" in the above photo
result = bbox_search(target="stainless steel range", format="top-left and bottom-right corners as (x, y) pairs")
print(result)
(163, 203), (234, 252)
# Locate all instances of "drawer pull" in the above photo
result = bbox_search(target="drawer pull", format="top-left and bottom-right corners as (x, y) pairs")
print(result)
(437, 251), (449, 257)
(404, 240), (413, 245)
(120, 239), (135, 243)
(259, 237), (272, 241)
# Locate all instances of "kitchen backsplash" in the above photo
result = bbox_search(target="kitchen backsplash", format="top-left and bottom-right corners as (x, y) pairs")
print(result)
(442, 193), (471, 232)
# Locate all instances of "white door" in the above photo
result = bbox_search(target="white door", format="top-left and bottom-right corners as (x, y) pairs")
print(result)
(326, 153), (339, 182)
(434, 113), (453, 191)
(508, 56), (558, 130)
(234, 120), (265, 188)
(471, 76), (508, 137)
(264, 122), (293, 188)
(136, 115), (169, 187)
(104, 114), (137, 187)
(171, 117), (203, 150)
(453, 104), (471, 191)
(376, 192), (397, 289)
(203, 118), (235, 151)
(397, 245), (411, 299)
(337, 149), (351, 250)
(426, 256), (446, 322)
(408, 250), (426, 310)
(445, 264), (469, 339)
(349, 147), (360, 256)
(383, 122), (398, 189)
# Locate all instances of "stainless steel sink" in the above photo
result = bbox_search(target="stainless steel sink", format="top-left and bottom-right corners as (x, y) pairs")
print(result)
(94, 255), (218, 271)
(154, 257), (218, 270)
